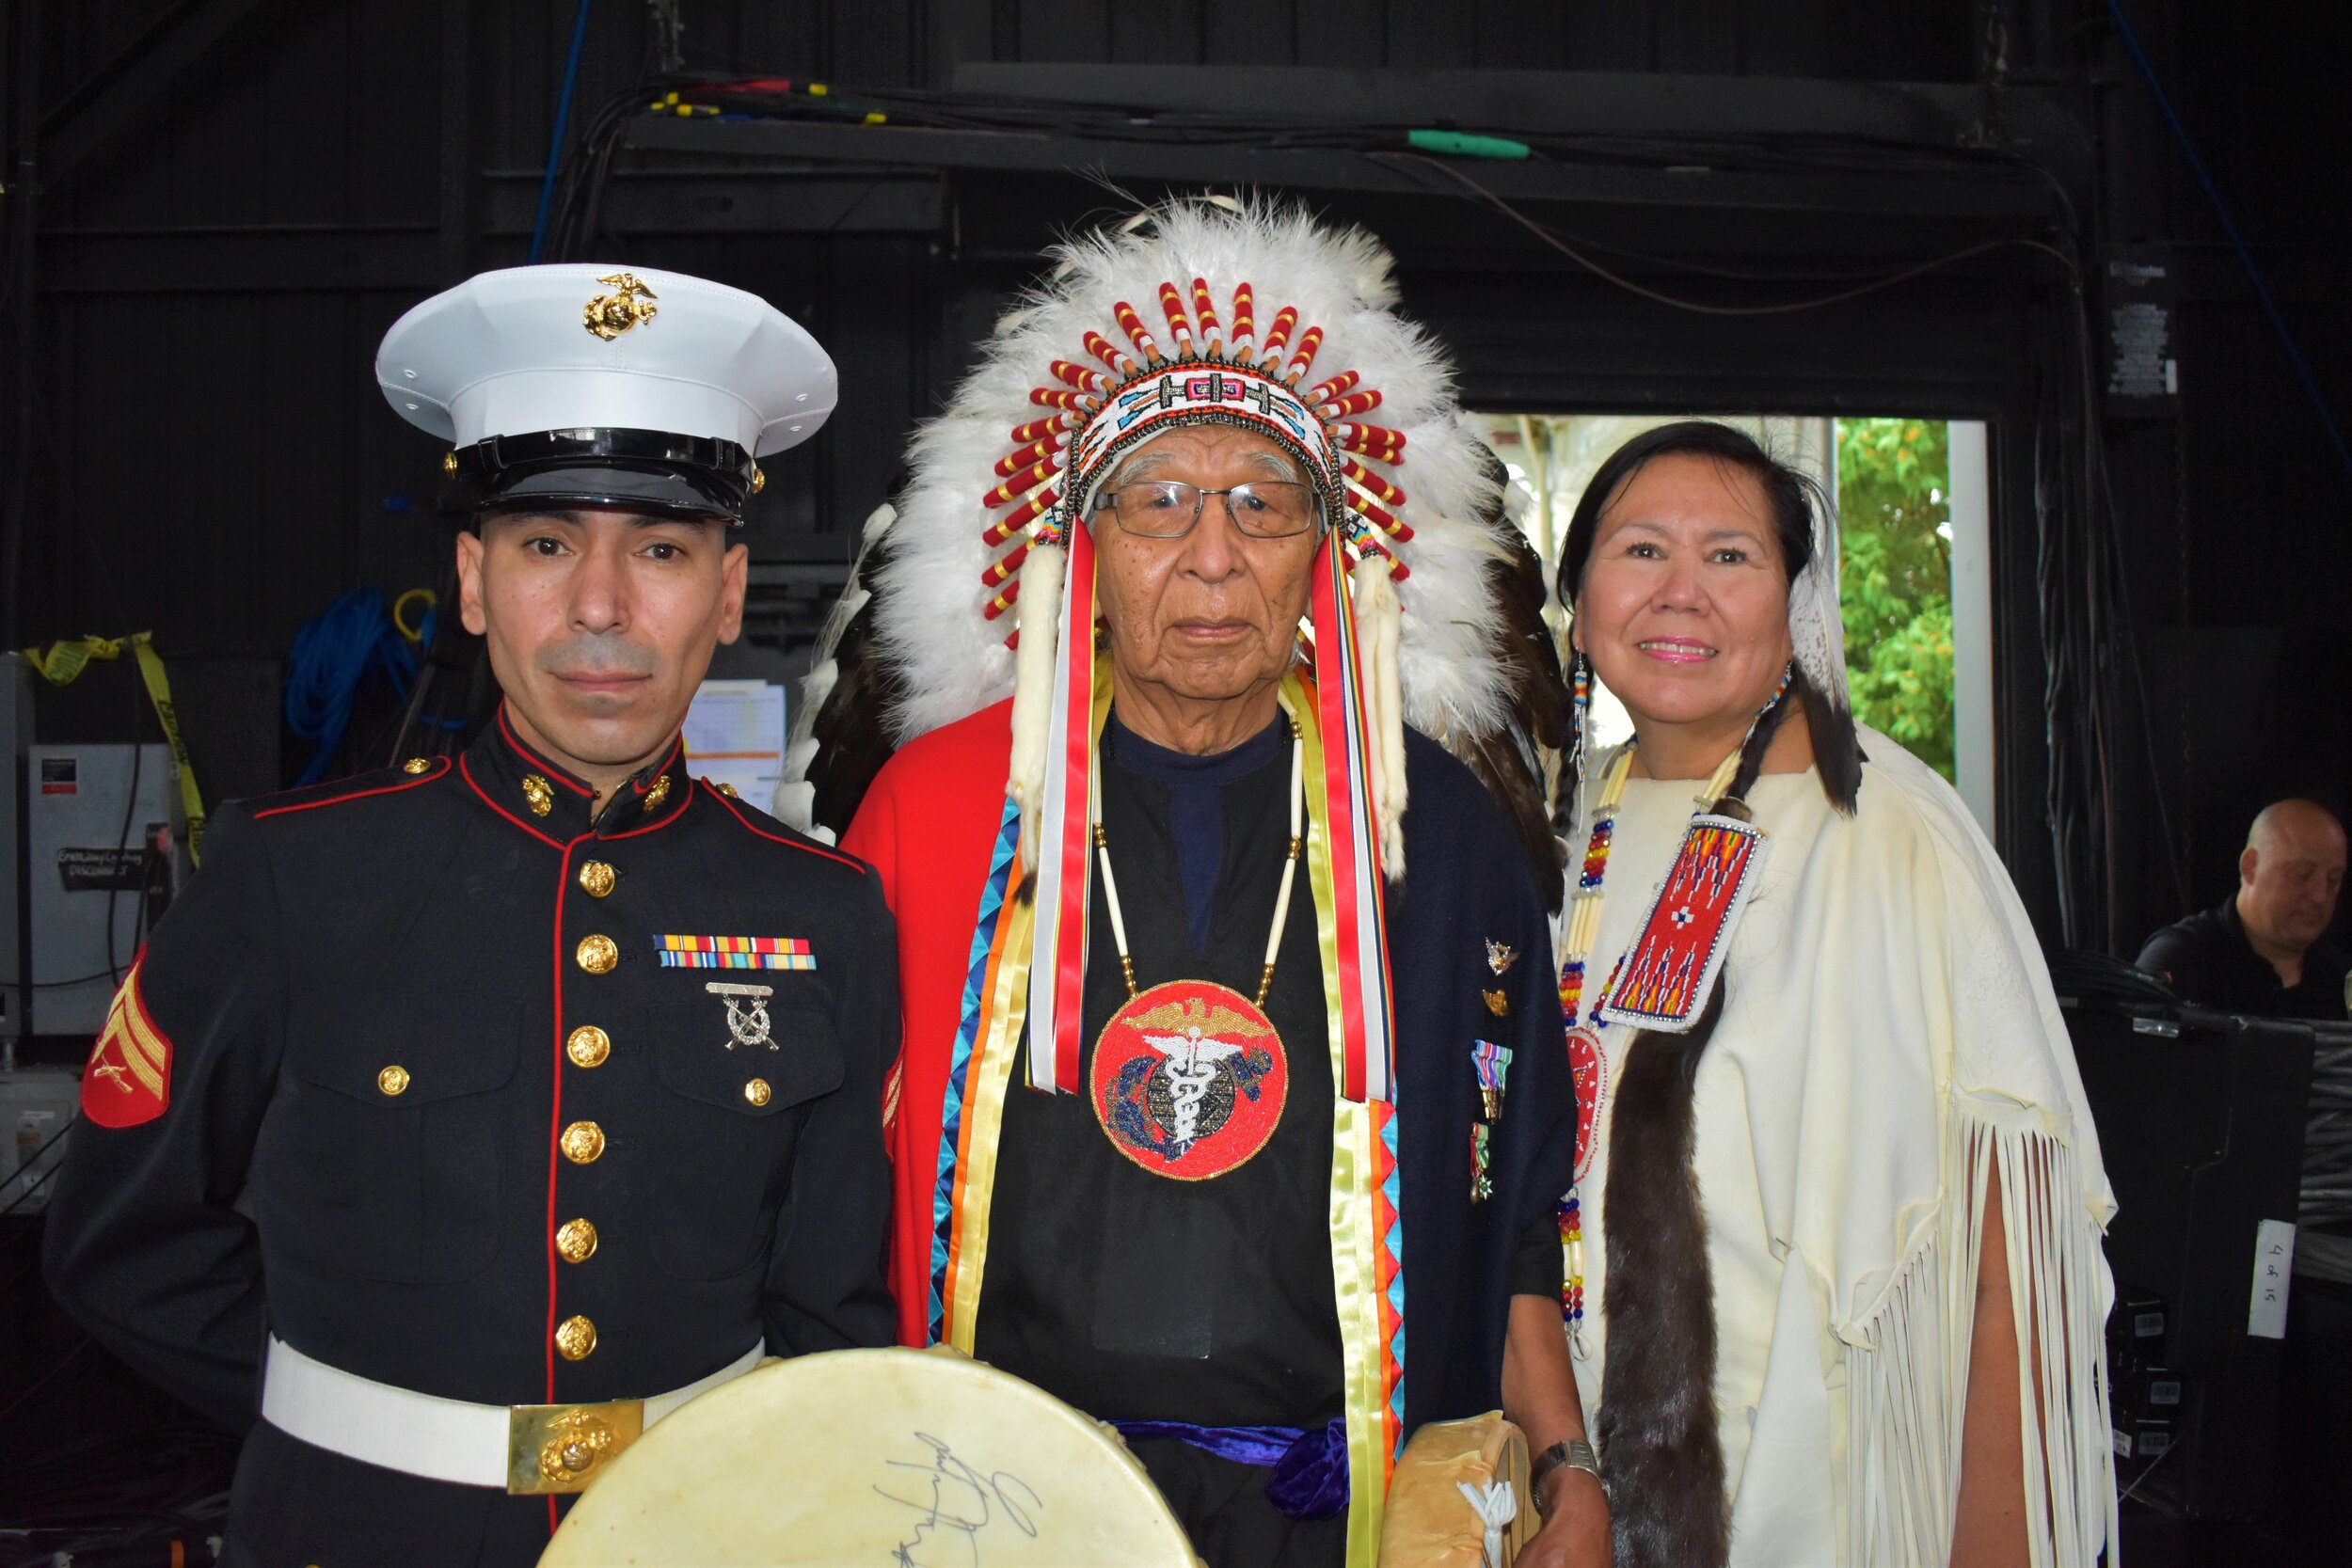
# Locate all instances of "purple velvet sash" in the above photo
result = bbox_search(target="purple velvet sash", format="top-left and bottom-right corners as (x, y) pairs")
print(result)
(1110, 1416), (1350, 1519)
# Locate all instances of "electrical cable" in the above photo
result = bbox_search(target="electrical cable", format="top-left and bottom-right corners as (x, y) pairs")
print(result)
(2104, 0), (2352, 478)
(0, 1112), (74, 1220)
(527, 0), (598, 264)
(97, 671), (147, 996)
(1370, 149), (2081, 317)
(284, 588), (421, 786)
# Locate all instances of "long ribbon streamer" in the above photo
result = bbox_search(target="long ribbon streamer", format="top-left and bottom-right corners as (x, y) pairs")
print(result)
(1309, 537), (1395, 1102)
(1025, 520), (1101, 1092)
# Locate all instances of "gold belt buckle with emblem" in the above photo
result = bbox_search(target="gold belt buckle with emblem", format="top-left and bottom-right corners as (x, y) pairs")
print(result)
(506, 1399), (646, 1494)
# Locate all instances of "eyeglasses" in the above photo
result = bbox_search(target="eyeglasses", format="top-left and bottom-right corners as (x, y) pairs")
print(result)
(1093, 480), (1322, 539)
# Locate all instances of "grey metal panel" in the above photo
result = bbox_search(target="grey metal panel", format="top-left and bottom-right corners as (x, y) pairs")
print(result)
(24, 743), (175, 1039)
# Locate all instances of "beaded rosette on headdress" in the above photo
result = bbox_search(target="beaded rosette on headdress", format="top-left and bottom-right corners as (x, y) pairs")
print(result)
(789, 199), (1522, 1101)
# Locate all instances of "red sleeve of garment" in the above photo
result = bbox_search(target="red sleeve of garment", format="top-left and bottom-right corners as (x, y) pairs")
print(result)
(840, 701), (1015, 1347)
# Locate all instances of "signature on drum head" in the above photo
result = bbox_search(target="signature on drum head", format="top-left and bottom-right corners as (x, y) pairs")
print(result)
(876, 1431), (1042, 1566)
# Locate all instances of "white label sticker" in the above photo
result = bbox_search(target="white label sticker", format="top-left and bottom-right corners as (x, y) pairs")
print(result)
(2137, 1431), (2171, 1457)
(2148, 1380), (2182, 1406)
(2133, 1310), (2165, 1338)
(2248, 1218), (2296, 1339)
(2112, 1429), (2131, 1459)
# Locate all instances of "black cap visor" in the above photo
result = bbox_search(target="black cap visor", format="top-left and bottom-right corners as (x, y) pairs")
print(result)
(456, 429), (755, 523)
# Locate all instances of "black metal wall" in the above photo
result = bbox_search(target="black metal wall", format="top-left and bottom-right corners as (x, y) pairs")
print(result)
(5, 0), (2345, 957)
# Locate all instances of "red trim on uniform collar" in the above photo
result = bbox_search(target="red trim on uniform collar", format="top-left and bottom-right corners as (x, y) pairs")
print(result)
(628, 734), (685, 796)
(460, 753), (571, 849)
(495, 705), (596, 797)
(596, 732), (689, 839)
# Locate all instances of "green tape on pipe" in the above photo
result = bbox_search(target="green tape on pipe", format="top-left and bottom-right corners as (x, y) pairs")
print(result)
(1405, 130), (1531, 161)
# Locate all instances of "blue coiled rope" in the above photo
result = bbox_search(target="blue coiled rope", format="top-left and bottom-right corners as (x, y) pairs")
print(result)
(284, 588), (424, 785)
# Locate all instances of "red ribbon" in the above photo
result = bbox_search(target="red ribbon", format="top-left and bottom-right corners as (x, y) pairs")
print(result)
(1047, 521), (1099, 1092)
(1311, 537), (1379, 1101)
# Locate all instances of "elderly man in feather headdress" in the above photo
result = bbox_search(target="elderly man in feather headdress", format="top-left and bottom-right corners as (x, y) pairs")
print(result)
(781, 200), (1604, 1567)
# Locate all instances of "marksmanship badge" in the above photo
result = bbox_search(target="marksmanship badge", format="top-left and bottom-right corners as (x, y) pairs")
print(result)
(706, 982), (776, 1051)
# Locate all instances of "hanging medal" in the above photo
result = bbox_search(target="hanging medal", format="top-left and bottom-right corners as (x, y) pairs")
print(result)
(1469, 1039), (1513, 1202)
(1089, 721), (1303, 1181)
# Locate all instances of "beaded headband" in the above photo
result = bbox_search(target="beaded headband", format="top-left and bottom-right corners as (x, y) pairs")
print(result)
(974, 273), (1419, 636)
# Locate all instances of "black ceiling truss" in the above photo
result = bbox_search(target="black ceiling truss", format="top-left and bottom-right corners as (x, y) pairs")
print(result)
(9, 51), (2152, 943)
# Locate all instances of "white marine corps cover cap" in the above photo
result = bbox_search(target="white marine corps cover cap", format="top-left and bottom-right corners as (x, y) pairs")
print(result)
(375, 263), (837, 523)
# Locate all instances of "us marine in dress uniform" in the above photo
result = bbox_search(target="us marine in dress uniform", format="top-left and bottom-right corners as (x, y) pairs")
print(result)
(783, 201), (1611, 1568)
(43, 265), (899, 1567)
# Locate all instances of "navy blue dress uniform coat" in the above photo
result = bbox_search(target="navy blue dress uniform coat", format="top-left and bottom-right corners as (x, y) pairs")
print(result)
(44, 708), (899, 1566)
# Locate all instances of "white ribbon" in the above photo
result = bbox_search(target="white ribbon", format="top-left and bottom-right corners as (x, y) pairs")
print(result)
(1455, 1478), (1518, 1568)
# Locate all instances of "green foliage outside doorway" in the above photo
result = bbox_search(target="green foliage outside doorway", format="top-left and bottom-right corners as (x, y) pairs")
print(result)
(1836, 419), (1956, 781)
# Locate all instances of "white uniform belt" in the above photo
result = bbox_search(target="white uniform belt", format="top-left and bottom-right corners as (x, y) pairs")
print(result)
(261, 1334), (763, 1493)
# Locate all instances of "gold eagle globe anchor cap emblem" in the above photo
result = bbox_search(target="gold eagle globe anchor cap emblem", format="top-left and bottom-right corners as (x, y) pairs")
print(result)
(582, 273), (660, 341)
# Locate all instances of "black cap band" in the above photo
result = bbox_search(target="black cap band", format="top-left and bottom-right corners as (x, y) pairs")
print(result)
(453, 428), (757, 521)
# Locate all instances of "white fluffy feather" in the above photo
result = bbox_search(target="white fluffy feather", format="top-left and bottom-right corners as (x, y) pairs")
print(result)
(870, 198), (1514, 751)
(1352, 552), (1407, 876)
(1005, 542), (1067, 872)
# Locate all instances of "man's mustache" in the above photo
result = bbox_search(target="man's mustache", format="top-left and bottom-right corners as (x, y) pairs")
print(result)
(535, 637), (658, 680)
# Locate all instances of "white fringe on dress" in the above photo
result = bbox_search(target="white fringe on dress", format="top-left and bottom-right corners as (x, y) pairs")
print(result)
(1843, 1095), (2119, 1568)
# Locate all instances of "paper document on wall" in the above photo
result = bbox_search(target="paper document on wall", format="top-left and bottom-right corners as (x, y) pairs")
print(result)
(685, 680), (787, 806)
(2248, 1217), (2296, 1339)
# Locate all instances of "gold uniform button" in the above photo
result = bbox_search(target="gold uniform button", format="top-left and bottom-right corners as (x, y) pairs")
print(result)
(402, 756), (432, 775)
(560, 1119), (606, 1164)
(377, 1064), (410, 1097)
(565, 1025), (612, 1069)
(554, 1314), (597, 1361)
(743, 1077), (772, 1108)
(577, 860), (616, 898)
(575, 934), (619, 974)
(522, 774), (555, 817)
(717, 782), (740, 799)
(555, 1218), (599, 1263)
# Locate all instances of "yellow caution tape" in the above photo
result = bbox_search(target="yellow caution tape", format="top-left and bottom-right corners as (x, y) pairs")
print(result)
(22, 633), (210, 865)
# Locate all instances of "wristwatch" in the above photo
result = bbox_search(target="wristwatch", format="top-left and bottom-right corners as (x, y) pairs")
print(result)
(1529, 1436), (1602, 1518)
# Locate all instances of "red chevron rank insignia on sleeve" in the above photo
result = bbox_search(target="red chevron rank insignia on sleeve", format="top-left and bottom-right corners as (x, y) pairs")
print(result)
(1595, 815), (1764, 1034)
(80, 956), (174, 1127)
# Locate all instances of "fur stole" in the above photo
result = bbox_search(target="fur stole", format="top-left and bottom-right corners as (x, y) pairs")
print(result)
(1595, 1014), (1730, 1568)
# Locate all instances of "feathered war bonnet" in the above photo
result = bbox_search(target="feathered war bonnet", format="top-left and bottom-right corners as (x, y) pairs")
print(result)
(795, 198), (1524, 1101)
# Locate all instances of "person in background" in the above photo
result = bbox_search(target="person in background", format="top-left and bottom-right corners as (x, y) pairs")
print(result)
(2137, 798), (2348, 1020)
